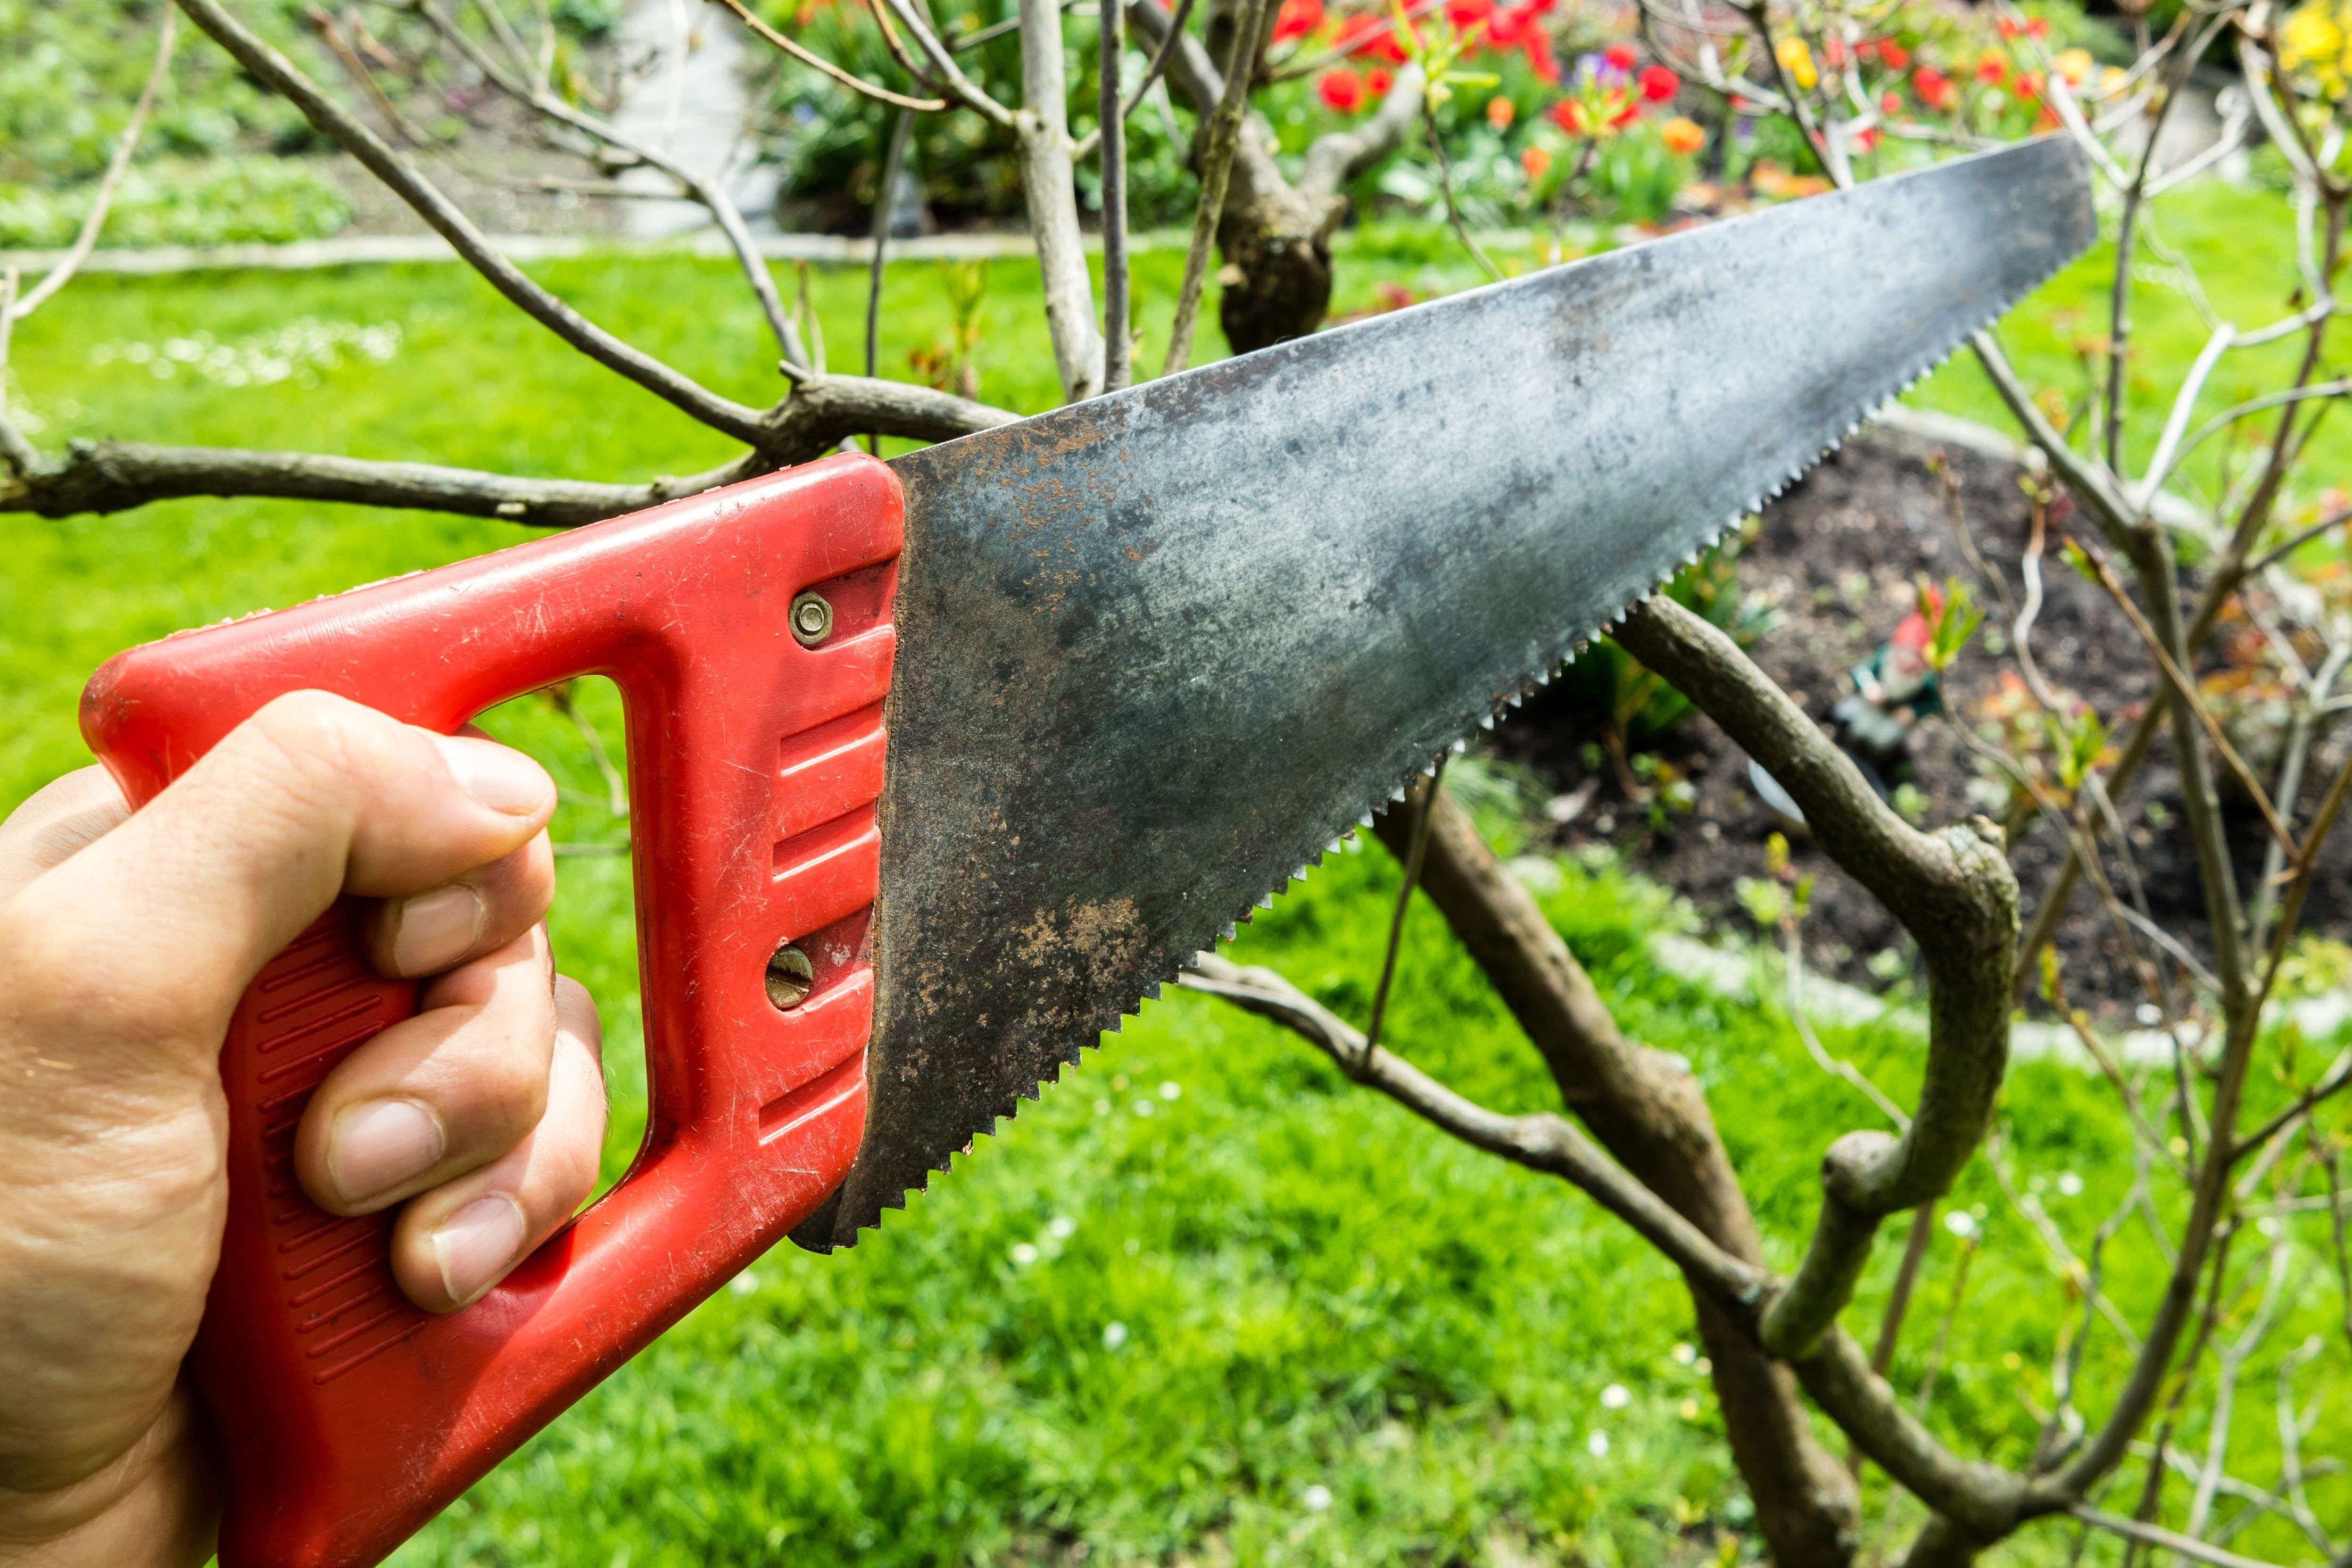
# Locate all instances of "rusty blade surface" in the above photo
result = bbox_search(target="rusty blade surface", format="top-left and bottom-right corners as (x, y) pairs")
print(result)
(791, 136), (2092, 1250)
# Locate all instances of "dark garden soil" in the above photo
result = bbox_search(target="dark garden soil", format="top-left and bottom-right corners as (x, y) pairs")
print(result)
(1485, 426), (2352, 1024)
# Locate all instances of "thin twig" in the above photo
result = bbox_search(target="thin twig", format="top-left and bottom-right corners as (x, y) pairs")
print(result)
(2068, 1505), (2294, 1568)
(1070, 0), (1197, 161)
(1850, 1201), (1936, 1475)
(1784, 924), (1913, 1132)
(1425, 112), (1502, 283)
(1161, 0), (1268, 376)
(1366, 757), (1445, 1055)
(866, 107), (916, 453)
(13, 7), (178, 322)
(709, 0), (947, 107)
(2103, 14), (2219, 475)
(2073, 540), (2297, 854)
(1100, 0), (1132, 392)
(0, 271), (36, 477)
(2246, 505), (2352, 579)
(2233, 1053), (2352, 1165)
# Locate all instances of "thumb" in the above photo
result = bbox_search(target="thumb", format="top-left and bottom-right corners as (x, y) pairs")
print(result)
(2, 690), (555, 1074)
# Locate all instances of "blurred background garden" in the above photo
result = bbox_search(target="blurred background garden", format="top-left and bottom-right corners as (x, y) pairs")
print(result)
(6, 0), (2352, 1563)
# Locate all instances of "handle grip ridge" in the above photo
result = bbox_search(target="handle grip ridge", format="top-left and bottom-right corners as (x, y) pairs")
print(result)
(79, 457), (905, 1568)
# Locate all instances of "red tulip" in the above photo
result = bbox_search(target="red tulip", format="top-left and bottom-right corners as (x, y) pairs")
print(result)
(1603, 42), (1638, 70)
(1318, 68), (1366, 110)
(1638, 64), (1679, 100)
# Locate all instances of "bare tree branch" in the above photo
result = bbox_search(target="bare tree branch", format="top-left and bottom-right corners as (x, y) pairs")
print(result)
(1613, 594), (2018, 1363)
(1014, 0), (1106, 399)
(173, 0), (773, 445)
(1, 442), (759, 525)
(409, 0), (815, 375)
(1124, 0), (1220, 112)
(1178, 953), (1768, 1306)
(1185, 947), (2030, 1539)
(878, 0), (1019, 128)
(0, 378), (1017, 521)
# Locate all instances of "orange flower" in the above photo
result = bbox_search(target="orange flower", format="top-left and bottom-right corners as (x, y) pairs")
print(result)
(1521, 143), (1553, 179)
(1487, 94), (1516, 128)
(1977, 48), (2008, 85)
(1659, 115), (1705, 155)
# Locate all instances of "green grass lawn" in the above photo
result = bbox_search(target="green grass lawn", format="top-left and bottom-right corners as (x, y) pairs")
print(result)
(4, 215), (2348, 1567)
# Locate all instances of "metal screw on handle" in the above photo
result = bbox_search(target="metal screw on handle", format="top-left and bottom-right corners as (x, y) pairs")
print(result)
(765, 943), (815, 1009)
(790, 591), (834, 647)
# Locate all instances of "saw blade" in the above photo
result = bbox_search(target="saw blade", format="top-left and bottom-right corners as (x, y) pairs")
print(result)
(791, 135), (2092, 1251)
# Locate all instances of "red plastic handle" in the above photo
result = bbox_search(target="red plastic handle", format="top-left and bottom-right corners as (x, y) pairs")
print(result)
(78, 456), (903, 1568)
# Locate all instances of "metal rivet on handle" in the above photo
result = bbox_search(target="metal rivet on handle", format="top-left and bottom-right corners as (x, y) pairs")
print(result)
(765, 943), (815, 1010)
(790, 591), (834, 647)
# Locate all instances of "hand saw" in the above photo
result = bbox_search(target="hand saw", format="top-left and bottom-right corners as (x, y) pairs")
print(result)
(80, 137), (2090, 1568)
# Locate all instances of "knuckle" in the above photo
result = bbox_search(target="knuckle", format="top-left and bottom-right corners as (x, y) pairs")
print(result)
(475, 1036), (553, 1147)
(243, 692), (369, 789)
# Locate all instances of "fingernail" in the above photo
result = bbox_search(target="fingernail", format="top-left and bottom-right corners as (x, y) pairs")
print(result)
(329, 1098), (445, 1206)
(430, 1194), (527, 1306)
(389, 884), (484, 976)
(435, 736), (549, 817)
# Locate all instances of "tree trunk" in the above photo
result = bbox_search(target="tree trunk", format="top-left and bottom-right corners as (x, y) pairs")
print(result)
(1129, 0), (1420, 355)
(1377, 785), (1861, 1567)
(1215, 116), (1338, 353)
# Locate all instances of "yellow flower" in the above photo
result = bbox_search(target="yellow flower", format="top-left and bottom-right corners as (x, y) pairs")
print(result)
(2055, 47), (2093, 86)
(1660, 115), (1707, 155)
(2280, 0), (2352, 98)
(2097, 64), (2128, 97)
(1776, 34), (1818, 90)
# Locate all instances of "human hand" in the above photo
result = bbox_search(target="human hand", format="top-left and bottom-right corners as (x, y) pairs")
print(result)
(0, 693), (610, 1568)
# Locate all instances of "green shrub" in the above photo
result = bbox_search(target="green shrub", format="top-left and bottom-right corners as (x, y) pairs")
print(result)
(0, 156), (350, 250)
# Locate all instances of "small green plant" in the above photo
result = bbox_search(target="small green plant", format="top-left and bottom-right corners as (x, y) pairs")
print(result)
(907, 260), (990, 401)
(1918, 575), (1983, 673)
(1733, 831), (1812, 932)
